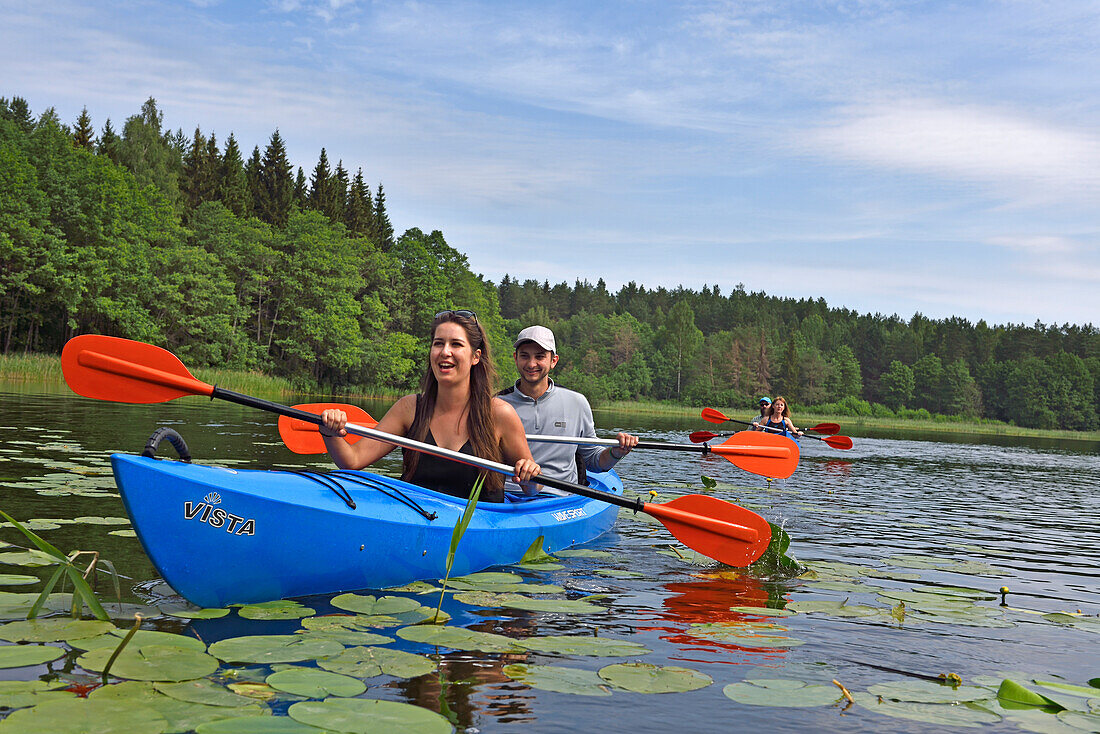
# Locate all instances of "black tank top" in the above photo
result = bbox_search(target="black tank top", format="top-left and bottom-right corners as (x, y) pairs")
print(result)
(403, 429), (485, 500)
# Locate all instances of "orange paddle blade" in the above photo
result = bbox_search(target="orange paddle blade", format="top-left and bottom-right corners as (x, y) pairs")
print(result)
(712, 431), (799, 478)
(809, 422), (841, 434)
(645, 494), (772, 567)
(689, 430), (720, 443)
(279, 403), (378, 454)
(701, 407), (730, 424)
(824, 435), (854, 450)
(62, 335), (213, 403)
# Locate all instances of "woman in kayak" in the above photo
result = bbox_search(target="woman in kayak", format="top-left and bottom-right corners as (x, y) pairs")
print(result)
(318, 310), (540, 502)
(761, 396), (804, 438)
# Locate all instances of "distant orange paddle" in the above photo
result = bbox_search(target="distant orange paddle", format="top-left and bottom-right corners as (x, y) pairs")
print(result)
(700, 408), (854, 451)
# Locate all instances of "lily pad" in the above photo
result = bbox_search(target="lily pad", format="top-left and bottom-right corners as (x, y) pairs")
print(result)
(1058, 711), (1100, 731)
(330, 594), (421, 616)
(238, 600), (316, 621)
(0, 550), (59, 567)
(108, 529), (138, 537)
(208, 635), (343, 664)
(598, 662), (712, 693)
(723, 678), (842, 707)
(317, 645), (436, 679)
(0, 573), (39, 585)
(0, 618), (115, 642)
(998, 679), (1064, 708)
(0, 643), (65, 668)
(155, 679), (258, 708)
(553, 549), (614, 559)
(158, 606), (230, 620)
(503, 663), (612, 696)
(687, 624), (804, 647)
(196, 718), (319, 733)
(0, 679), (74, 709)
(266, 668), (367, 698)
(452, 591), (606, 614)
(384, 581), (440, 594)
(730, 606), (796, 617)
(288, 698), (452, 733)
(396, 625), (521, 652)
(515, 634), (652, 657)
(72, 629), (206, 652)
(78, 644), (220, 682)
(0, 696), (168, 734)
(869, 680), (995, 704)
(854, 692), (1002, 727)
(1033, 679), (1100, 698)
(298, 616), (394, 645)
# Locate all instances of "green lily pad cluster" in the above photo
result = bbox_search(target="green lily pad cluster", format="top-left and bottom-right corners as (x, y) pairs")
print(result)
(506, 662), (712, 696)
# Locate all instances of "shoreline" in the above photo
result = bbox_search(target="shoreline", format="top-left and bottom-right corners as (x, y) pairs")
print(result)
(5, 354), (1096, 443)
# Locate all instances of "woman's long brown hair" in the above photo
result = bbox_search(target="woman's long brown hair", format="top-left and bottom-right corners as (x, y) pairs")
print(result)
(770, 395), (791, 419)
(402, 312), (504, 499)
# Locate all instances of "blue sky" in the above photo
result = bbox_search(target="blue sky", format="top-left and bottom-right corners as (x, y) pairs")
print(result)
(4, 0), (1099, 326)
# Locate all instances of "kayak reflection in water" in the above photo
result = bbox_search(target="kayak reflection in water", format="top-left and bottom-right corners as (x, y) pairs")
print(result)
(761, 396), (804, 438)
(318, 310), (540, 502)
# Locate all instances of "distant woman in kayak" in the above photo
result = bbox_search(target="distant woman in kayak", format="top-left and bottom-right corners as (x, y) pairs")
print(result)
(318, 310), (540, 502)
(761, 396), (804, 438)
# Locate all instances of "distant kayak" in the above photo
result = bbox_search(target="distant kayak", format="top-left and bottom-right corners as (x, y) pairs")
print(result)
(112, 454), (622, 608)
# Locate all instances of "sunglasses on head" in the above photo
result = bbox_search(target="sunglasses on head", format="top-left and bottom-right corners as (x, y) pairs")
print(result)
(435, 309), (478, 324)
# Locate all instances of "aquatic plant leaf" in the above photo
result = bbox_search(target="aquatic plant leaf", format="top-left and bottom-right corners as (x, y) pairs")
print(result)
(0, 617), (114, 642)
(700, 475), (718, 489)
(854, 692), (1002, 727)
(72, 516), (130, 525)
(238, 600), (316, 620)
(1033, 680), (1100, 698)
(296, 628), (392, 646)
(859, 568), (922, 580)
(109, 529), (138, 537)
(385, 581), (441, 594)
(78, 644), (220, 682)
(208, 635), (343, 664)
(519, 536), (557, 564)
(911, 585), (997, 600)
(452, 591), (606, 614)
(729, 606), (796, 617)
(158, 606), (230, 619)
(154, 679), (257, 708)
(0, 550), (58, 567)
(396, 625), (521, 652)
(787, 600), (848, 613)
(803, 560), (865, 578)
(0, 683), (75, 709)
(317, 645), (436, 679)
(998, 679), (1064, 709)
(514, 634), (650, 656)
(805, 580), (870, 593)
(445, 577), (565, 593)
(145, 696), (268, 733)
(722, 678), (841, 707)
(1041, 614), (1100, 634)
(288, 698), (453, 733)
(869, 680), (995, 703)
(0, 573), (39, 585)
(266, 668), (366, 698)
(330, 594), (421, 616)
(0, 643), (65, 668)
(554, 549), (614, 559)
(224, 683), (276, 700)
(72, 629), (206, 652)
(195, 717), (318, 733)
(1057, 711), (1100, 731)
(503, 663), (612, 696)
(598, 662), (712, 693)
(0, 696), (169, 734)
(687, 624), (804, 647)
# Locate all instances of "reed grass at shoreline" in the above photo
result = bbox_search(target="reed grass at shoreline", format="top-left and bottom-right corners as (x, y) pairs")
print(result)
(5, 354), (1096, 442)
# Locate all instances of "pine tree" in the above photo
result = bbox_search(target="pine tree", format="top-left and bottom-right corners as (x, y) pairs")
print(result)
(373, 183), (395, 249)
(257, 130), (293, 227)
(4, 97), (34, 133)
(330, 161), (349, 223)
(293, 167), (308, 207)
(182, 127), (218, 210)
(118, 97), (182, 208)
(72, 107), (95, 149)
(345, 168), (374, 235)
(308, 148), (332, 214)
(245, 145), (264, 217)
(218, 133), (251, 217)
(97, 118), (121, 163)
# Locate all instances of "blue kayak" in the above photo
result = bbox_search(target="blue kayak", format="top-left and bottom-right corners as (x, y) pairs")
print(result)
(110, 454), (622, 608)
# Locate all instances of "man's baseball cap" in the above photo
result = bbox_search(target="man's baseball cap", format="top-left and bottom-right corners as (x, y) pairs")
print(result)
(514, 325), (556, 353)
(758, 397), (772, 405)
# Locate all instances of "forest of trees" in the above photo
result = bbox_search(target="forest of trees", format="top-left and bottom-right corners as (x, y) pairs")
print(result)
(2, 96), (1098, 430)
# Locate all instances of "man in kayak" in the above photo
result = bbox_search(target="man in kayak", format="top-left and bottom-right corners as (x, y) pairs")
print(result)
(499, 325), (638, 488)
(750, 397), (771, 430)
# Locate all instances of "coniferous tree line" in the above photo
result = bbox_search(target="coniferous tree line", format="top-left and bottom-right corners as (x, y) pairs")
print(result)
(1, 95), (1097, 429)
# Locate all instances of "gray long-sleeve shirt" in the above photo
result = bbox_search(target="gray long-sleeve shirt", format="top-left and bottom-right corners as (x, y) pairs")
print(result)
(498, 379), (609, 484)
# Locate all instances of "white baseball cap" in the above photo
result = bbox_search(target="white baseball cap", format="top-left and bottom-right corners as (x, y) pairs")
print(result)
(513, 325), (556, 353)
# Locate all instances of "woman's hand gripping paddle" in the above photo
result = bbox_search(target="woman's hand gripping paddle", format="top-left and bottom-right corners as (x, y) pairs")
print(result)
(62, 335), (773, 567)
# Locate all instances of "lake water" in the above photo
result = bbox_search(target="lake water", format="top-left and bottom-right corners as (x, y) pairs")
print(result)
(1, 387), (1098, 733)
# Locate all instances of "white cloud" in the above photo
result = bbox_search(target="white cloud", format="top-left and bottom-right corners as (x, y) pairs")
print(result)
(808, 99), (1100, 198)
